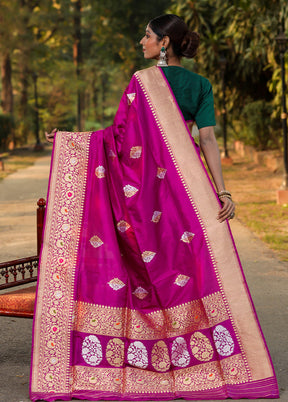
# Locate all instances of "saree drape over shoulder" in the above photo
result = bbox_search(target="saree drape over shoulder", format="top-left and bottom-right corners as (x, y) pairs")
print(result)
(30, 66), (279, 401)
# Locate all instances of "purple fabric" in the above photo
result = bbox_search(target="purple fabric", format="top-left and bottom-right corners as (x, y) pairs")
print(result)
(74, 85), (219, 310)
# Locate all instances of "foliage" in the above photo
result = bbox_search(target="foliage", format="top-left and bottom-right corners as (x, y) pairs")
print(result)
(238, 101), (280, 150)
(170, 0), (288, 149)
(0, 0), (287, 150)
(0, 0), (171, 143)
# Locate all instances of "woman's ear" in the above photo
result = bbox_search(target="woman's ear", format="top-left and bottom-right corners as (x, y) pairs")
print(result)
(162, 35), (170, 49)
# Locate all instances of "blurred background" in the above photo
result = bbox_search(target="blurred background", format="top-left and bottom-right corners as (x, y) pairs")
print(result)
(0, 0), (286, 147)
(0, 0), (287, 261)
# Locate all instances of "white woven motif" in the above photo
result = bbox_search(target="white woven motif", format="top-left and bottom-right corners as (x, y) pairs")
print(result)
(213, 325), (235, 356)
(127, 341), (148, 368)
(82, 335), (103, 366)
(171, 337), (191, 367)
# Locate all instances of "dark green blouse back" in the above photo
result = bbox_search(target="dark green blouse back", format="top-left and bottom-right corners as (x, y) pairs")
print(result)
(161, 66), (216, 129)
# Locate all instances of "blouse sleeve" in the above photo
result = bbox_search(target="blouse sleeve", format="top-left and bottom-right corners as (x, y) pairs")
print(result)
(194, 79), (216, 129)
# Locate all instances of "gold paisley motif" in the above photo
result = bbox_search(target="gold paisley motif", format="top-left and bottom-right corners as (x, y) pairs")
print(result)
(151, 341), (170, 372)
(190, 331), (214, 362)
(106, 338), (125, 367)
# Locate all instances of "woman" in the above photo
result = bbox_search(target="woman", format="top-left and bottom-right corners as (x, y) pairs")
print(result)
(30, 14), (278, 401)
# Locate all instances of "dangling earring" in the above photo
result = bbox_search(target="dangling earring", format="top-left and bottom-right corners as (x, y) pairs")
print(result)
(157, 46), (168, 67)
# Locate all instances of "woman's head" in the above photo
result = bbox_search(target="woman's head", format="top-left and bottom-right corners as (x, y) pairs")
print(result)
(147, 14), (200, 59)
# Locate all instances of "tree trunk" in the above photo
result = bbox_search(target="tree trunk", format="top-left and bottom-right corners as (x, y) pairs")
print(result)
(73, 0), (84, 131)
(92, 76), (99, 121)
(1, 52), (13, 114)
(1, 52), (15, 148)
(18, 59), (30, 143)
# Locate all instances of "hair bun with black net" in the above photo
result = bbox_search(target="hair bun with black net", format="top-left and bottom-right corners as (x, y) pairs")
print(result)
(180, 30), (200, 58)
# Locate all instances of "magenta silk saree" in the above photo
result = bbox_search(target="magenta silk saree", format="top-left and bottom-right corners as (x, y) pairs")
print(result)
(30, 66), (279, 401)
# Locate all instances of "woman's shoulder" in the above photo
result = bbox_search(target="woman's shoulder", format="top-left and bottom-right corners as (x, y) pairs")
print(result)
(181, 68), (212, 87)
(164, 66), (212, 87)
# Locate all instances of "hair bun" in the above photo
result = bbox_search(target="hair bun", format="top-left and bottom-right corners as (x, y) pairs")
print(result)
(181, 31), (200, 58)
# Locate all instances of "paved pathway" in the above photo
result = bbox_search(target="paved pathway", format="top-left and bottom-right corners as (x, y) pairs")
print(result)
(0, 156), (287, 402)
(0, 156), (51, 261)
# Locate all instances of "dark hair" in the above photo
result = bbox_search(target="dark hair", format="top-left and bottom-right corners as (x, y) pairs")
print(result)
(149, 14), (200, 59)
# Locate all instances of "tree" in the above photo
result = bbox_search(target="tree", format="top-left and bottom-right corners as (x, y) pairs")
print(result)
(170, 0), (288, 149)
(0, 0), (172, 146)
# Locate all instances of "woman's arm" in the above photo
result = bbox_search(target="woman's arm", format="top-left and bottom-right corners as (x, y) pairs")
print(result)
(199, 126), (235, 222)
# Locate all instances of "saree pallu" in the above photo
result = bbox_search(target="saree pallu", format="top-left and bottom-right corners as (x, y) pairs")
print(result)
(30, 66), (279, 401)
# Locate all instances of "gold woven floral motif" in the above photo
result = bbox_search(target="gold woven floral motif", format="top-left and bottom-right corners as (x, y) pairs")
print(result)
(127, 92), (136, 105)
(73, 353), (249, 394)
(151, 341), (170, 372)
(190, 331), (214, 362)
(202, 292), (229, 327)
(89, 235), (104, 248)
(151, 211), (162, 223)
(174, 274), (190, 287)
(156, 167), (167, 179)
(141, 251), (156, 262)
(108, 278), (126, 291)
(106, 338), (125, 367)
(95, 166), (106, 178)
(74, 291), (229, 340)
(130, 146), (142, 159)
(123, 185), (139, 198)
(117, 220), (131, 233)
(133, 287), (148, 300)
(181, 231), (195, 243)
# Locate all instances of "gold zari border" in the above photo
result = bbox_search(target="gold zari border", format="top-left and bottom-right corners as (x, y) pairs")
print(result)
(75, 291), (229, 339)
(72, 354), (248, 394)
(31, 132), (92, 394)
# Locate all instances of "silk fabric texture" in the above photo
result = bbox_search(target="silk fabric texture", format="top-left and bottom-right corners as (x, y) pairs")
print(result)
(30, 66), (279, 401)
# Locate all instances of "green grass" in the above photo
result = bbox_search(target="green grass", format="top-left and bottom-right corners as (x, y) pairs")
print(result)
(221, 150), (288, 262)
(234, 200), (288, 261)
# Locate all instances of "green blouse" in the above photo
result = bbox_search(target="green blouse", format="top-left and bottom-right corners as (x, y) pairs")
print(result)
(161, 66), (216, 129)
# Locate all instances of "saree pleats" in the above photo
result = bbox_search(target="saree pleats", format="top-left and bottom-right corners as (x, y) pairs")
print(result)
(30, 66), (278, 401)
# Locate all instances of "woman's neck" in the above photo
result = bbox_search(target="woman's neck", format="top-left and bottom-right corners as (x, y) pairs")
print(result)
(167, 55), (182, 67)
